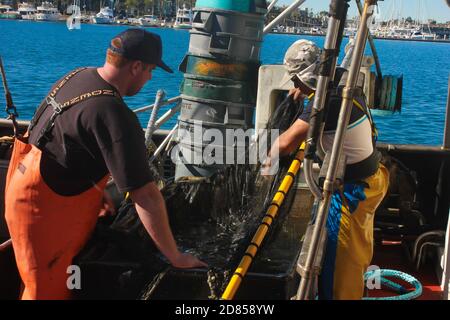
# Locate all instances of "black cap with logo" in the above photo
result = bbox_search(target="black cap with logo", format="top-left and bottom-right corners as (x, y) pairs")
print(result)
(109, 28), (173, 73)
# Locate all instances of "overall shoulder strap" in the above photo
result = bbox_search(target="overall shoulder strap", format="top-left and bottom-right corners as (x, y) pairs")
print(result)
(31, 68), (121, 149)
(29, 68), (87, 132)
(352, 96), (378, 144)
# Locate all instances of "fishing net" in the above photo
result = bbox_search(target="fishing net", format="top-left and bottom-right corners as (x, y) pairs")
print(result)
(75, 92), (306, 299)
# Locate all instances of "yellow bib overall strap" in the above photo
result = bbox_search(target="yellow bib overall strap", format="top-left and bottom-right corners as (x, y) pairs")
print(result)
(308, 92), (378, 142)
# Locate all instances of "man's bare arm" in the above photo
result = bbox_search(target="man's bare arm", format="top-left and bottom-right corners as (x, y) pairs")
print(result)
(130, 182), (207, 268)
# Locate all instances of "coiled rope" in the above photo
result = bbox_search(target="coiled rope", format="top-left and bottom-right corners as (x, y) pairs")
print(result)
(363, 269), (422, 300)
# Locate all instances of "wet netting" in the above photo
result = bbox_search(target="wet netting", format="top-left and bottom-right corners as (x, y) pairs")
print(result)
(74, 93), (306, 300)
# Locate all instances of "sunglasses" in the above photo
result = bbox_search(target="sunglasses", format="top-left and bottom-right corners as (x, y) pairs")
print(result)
(291, 74), (303, 88)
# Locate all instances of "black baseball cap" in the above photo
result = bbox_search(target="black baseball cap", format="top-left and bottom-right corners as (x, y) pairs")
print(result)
(109, 28), (173, 73)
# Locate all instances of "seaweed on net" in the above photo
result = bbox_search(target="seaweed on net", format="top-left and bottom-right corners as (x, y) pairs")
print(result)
(164, 164), (263, 268)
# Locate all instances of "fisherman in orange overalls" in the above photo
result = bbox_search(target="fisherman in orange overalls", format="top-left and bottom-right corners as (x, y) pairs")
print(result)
(5, 29), (206, 300)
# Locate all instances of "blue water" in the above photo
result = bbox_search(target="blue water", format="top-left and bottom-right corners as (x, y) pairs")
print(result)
(1, 19), (449, 145)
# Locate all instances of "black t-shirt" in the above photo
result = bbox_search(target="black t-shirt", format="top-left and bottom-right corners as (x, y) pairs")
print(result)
(28, 68), (154, 196)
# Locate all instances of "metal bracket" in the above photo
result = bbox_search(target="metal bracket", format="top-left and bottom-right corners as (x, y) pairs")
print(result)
(46, 96), (63, 114)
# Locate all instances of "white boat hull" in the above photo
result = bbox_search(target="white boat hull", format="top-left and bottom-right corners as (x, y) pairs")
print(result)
(93, 17), (113, 24)
(21, 14), (35, 20)
(139, 21), (159, 27)
(173, 23), (191, 29)
(35, 13), (60, 21)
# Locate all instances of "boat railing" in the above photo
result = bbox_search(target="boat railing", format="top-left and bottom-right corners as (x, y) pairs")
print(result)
(133, 94), (182, 160)
(133, 95), (181, 131)
(133, 95), (181, 115)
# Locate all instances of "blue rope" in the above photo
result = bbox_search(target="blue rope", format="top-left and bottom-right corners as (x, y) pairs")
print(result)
(363, 269), (423, 300)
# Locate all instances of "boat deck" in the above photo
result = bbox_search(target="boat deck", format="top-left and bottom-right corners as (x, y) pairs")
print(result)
(369, 241), (443, 300)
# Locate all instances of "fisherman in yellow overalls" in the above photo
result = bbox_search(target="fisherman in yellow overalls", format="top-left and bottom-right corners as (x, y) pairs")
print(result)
(269, 40), (389, 300)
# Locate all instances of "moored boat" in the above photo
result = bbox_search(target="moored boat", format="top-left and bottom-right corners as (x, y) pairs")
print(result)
(0, 4), (20, 19)
(35, 1), (61, 22)
(93, 6), (114, 24)
(17, 2), (36, 20)
(173, 4), (192, 29)
(138, 15), (159, 27)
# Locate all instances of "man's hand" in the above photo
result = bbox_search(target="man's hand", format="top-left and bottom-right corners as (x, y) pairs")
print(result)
(130, 182), (208, 270)
(289, 88), (305, 102)
(98, 191), (116, 217)
(261, 156), (273, 177)
(171, 252), (208, 269)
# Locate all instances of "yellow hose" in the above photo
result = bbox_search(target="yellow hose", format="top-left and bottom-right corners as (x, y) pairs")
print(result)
(221, 142), (306, 300)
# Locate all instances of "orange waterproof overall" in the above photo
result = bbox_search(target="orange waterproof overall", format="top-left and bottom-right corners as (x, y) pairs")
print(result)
(5, 69), (113, 299)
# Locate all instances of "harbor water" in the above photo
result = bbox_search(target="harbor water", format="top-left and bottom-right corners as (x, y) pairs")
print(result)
(0, 19), (449, 145)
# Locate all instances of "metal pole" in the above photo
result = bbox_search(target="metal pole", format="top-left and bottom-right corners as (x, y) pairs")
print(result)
(444, 75), (450, 149)
(0, 56), (19, 136)
(133, 95), (181, 114)
(263, 0), (306, 35)
(154, 102), (181, 131)
(303, 0), (350, 200)
(296, 0), (375, 300)
(355, 0), (382, 79)
(340, 37), (355, 69)
(442, 208), (450, 299)
(0, 239), (12, 251)
(0, 57), (11, 97)
(145, 89), (165, 147)
(267, 0), (279, 13)
(149, 123), (178, 163)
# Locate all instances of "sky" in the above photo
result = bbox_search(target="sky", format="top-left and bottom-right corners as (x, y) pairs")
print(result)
(278, 0), (450, 23)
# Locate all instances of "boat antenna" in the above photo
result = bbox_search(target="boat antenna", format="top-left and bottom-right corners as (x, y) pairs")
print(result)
(0, 56), (19, 137)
